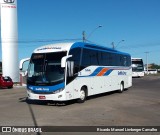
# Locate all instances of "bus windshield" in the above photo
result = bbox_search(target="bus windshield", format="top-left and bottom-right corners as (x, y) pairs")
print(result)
(132, 66), (144, 72)
(132, 59), (144, 72)
(27, 52), (67, 86)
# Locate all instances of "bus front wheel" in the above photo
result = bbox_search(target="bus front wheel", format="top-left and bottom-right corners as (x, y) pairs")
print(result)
(119, 82), (124, 93)
(77, 87), (87, 103)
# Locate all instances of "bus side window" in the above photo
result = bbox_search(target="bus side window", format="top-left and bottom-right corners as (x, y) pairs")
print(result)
(127, 56), (131, 66)
(68, 48), (81, 73)
(124, 56), (127, 66)
(67, 48), (81, 84)
(81, 49), (90, 69)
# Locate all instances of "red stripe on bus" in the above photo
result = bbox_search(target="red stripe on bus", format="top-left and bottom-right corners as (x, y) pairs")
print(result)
(97, 68), (108, 76)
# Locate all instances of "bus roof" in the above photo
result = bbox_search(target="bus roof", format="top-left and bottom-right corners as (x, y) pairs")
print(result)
(33, 42), (130, 56)
(33, 42), (73, 53)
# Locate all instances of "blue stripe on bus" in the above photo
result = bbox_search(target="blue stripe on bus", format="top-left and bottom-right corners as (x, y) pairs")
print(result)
(79, 67), (131, 77)
(89, 67), (104, 76)
(90, 67), (114, 76)
(27, 82), (65, 92)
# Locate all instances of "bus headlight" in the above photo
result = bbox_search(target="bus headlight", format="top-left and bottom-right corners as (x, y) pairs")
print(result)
(52, 88), (64, 94)
(27, 89), (33, 93)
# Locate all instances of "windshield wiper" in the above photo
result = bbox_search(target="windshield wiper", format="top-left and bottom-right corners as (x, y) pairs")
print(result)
(35, 80), (50, 86)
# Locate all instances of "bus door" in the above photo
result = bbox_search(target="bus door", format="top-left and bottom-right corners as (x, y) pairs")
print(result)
(66, 60), (77, 100)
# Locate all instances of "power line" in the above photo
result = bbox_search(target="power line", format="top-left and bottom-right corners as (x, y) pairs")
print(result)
(119, 42), (160, 50)
(0, 38), (82, 44)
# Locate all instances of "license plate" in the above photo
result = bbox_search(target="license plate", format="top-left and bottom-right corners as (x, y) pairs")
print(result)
(39, 96), (46, 99)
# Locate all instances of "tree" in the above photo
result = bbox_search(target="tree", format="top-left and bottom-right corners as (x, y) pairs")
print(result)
(150, 63), (160, 69)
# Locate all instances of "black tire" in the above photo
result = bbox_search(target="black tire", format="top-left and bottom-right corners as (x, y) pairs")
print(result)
(77, 87), (87, 103)
(119, 82), (124, 93)
(8, 86), (13, 89)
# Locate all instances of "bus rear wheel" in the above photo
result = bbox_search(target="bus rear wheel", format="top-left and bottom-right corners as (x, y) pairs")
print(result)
(77, 87), (87, 103)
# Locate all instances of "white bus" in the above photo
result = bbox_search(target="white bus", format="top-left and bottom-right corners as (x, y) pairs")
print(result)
(131, 58), (144, 77)
(26, 42), (132, 103)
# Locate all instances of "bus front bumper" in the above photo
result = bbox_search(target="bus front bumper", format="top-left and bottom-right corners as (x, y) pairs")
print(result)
(27, 90), (66, 101)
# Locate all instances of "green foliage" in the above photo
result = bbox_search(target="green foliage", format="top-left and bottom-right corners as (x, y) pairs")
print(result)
(150, 63), (160, 69)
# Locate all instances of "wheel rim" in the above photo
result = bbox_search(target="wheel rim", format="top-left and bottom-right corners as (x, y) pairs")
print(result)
(120, 83), (123, 91)
(80, 90), (85, 100)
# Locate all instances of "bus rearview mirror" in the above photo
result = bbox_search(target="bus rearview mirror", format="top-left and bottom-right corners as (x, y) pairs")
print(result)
(67, 61), (74, 77)
(61, 55), (72, 68)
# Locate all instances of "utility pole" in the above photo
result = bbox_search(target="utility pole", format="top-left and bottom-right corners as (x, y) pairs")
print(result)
(145, 52), (149, 75)
(82, 31), (86, 42)
(111, 42), (115, 49)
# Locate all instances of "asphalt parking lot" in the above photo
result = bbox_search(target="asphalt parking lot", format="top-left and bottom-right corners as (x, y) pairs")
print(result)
(0, 75), (160, 134)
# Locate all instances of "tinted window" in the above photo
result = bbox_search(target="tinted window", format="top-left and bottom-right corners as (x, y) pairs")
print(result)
(67, 48), (81, 84)
(80, 47), (131, 69)
(68, 48), (81, 73)
(81, 49), (100, 69)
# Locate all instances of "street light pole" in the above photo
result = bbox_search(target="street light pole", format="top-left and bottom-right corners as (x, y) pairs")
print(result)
(112, 40), (125, 49)
(82, 25), (102, 42)
(145, 52), (149, 75)
(87, 25), (102, 40)
(114, 40), (125, 49)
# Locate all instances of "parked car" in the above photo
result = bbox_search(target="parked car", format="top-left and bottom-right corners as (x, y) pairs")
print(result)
(0, 74), (13, 88)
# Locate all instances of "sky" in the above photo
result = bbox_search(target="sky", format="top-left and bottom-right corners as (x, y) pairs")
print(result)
(0, 0), (160, 65)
